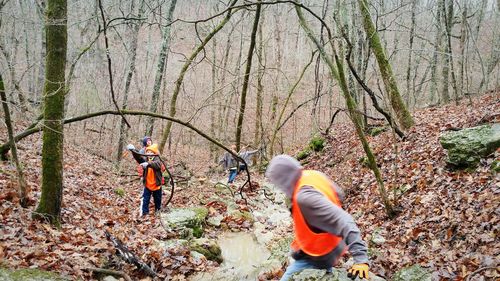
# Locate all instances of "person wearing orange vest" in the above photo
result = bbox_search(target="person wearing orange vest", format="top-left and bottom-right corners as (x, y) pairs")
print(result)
(265, 155), (370, 280)
(127, 139), (164, 217)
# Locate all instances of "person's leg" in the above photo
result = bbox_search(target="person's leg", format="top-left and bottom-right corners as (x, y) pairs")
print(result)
(240, 164), (247, 171)
(280, 259), (315, 281)
(141, 188), (152, 216)
(228, 168), (237, 183)
(153, 188), (162, 212)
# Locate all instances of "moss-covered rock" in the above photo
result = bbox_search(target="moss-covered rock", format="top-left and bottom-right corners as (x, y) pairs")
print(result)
(228, 209), (254, 224)
(289, 268), (386, 281)
(157, 238), (189, 251)
(214, 183), (234, 196)
(0, 268), (69, 281)
(269, 234), (293, 260)
(188, 238), (223, 263)
(309, 135), (325, 152)
(391, 265), (431, 281)
(296, 149), (312, 161)
(161, 207), (209, 238)
(440, 123), (500, 168)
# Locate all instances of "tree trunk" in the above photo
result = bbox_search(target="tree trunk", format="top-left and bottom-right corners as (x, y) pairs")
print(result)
(210, 37), (218, 163)
(159, 0), (238, 152)
(116, 0), (145, 164)
(296, 6), (395, 217)
(458, 1), (467, 99)
(35, 0), (46, 106)
(145, 0), (177, 136)
(235, 0), (262, 152)
(429, 0), (444, 104)
(441, 0), (458, 104)
(33, 0), (68, 226)
(357, 0), (414, 129)
(405, 0), (417, 104)
(0, 73), (29, 207)
(254, 14), (264, 149)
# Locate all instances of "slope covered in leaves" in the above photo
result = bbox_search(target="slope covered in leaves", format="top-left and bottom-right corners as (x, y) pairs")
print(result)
(303, 93), (499, 280)
(0, 93), (498, 280)
(0, 129), (235, 279)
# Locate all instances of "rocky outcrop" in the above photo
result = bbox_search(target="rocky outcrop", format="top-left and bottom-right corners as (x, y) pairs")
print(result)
(440, 123), (500, 168)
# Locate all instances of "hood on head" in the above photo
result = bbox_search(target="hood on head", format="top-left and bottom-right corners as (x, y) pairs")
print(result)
(265, 155), (302, 198)
(142, 136), (152, 147)
(145, 144), (159, 155)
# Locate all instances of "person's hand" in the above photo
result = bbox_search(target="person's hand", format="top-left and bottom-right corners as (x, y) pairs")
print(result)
(126, 144), (135, 151)
(348, 263), (369, 280)
(140, 162), (149, 168)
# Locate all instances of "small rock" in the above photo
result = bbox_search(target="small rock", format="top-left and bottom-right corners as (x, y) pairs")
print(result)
(188, 238), (223, 263)
(371, 232), (386, 246)
(207, 215), (224, 227)
(391, 265), (432, 281)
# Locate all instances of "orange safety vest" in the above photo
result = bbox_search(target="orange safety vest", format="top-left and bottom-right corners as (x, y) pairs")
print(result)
(291, 170), (343, 257)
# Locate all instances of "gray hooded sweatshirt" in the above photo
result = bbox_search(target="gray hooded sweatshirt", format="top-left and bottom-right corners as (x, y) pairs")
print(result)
(265, 155), (369, 267)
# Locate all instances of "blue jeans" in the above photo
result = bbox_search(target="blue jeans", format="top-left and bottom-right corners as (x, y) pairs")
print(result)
(141, 187), (162, 216)
(227, 164), (247, 183)
(280, 259), (332, 281)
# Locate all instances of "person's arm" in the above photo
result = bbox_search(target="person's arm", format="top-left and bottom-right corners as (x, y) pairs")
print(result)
(148, 157), (162, 170)
(130, 149), (146, 164)
(247, 149), (259, 155)
(296, 186), (369, 264)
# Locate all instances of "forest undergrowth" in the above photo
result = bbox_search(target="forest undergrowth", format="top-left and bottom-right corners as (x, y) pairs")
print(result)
(0, 92), (498, 280)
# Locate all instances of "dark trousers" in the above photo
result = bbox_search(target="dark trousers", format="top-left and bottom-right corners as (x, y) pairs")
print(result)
(141, 187), (162, 216)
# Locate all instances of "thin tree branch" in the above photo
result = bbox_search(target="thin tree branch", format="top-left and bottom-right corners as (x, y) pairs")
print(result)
(97, 0), (130, 128)
(0, 109), (251, 200)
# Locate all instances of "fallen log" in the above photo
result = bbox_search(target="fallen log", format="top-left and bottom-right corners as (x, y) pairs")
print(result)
(104, 231), (156, 277)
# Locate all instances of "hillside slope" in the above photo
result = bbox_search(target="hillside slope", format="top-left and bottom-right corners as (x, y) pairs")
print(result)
(302, 93), (499, 279)
(0, 93), (498, 280)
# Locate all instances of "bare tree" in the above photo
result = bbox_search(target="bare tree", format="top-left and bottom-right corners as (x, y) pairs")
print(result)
(116, 0), (146, 164)
(358, 0), (414, 129)
(159, 0), (238, 152)
(296, 6), (395, 216)
(0, 73), (29, 207)
(33, 0), (68, 225)
(145, 0), (177, 136)
(235, 0), (262, 151)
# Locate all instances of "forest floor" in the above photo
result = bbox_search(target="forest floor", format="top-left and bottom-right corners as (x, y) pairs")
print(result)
(0, 92), (499, 280)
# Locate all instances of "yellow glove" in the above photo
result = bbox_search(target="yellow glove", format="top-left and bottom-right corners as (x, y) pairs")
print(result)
(347, 263), (370, 280)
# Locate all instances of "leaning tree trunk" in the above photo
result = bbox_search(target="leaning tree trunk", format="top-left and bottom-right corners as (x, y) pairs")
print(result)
(144, 0), (177, 136)
(235, 0), (262, 152)
(296, 6), (395, 217)
(358, 0), (414, 129)
(159, 0), (238, 152)
(0, 73), (29, 207)
(116, 0), (146, 164)
(33, 0), (68, 225)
